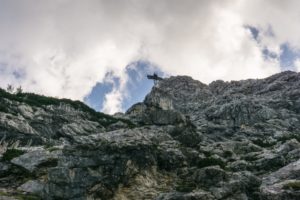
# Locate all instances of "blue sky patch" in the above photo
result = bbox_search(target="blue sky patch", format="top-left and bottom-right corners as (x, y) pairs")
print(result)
(83, 79), (113, 111)
(279, 43), (300, 71)
(246, 25), (259, 41)
(245, 25), (300, 71)
(84, 60), (164, 112)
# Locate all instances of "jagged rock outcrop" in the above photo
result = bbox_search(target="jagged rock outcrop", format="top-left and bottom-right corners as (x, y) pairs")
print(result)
(0, 71), (300, 199)
(260, 159), (300, 200)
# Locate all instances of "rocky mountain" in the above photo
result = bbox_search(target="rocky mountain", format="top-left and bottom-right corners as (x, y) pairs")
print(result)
(0, 71), (300, 200)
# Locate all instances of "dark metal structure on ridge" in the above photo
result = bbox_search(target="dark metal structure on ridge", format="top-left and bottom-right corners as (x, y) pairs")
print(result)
(147, 73), (163, 85)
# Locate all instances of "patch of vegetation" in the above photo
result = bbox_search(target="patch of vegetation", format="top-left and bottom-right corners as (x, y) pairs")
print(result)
(283, 181), (300, 190)
(175, 180), (196, 192)
(37, 158), (58, 168)
(43, 143), (54, 149)
(243, 155), (258, 162)
(6, 115), (13, 120)
(202, 151), (212, 157)
(2, 148), (25, 161)
(0, 88), (136, 128)
(252, 139), (276, 148)
(0, 191), (41, 200)
(0, 104), (9, 113)
(277, 134), (300, 143)
(15, 194), (41, 200)
(252, 156), (285, 172)
(198, 157), (226, 169)
(0, 192), (8, 196)
(223, 150), (233, 158)
(47, 147), (61, 152)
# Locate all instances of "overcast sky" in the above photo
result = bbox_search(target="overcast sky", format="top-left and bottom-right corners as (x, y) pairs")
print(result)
(0, 0), (300, 114)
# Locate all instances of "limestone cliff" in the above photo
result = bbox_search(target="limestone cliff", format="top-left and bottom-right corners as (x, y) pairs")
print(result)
(0, 71), (300, 200)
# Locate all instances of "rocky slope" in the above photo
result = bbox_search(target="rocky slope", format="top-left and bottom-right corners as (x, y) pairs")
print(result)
(0, 71), (300, 200)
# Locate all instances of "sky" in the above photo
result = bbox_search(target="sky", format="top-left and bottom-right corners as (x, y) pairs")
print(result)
(0, 0), (300, 114)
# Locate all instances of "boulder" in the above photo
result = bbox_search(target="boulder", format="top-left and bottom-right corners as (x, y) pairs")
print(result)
(11, 150), (59, 172)
(18, 180), (44, 195)
(260, 159), (300, 200)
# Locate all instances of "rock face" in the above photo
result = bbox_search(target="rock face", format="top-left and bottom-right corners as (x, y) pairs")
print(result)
(0, 71), (300, 199)
(260, 159), (300, 200)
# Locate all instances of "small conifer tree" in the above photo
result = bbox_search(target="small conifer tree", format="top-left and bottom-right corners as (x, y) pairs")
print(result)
(6, 84), (14, 93)
(16, 86), (23, 94)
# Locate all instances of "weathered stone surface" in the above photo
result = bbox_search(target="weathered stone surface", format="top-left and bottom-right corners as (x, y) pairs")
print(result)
(0, 71), (300, 199)
(18, 180), (45, 195)
(260, 159), (300, 200)
(144, 87), (174, 110)
(156, 191), (216, 200)
(11, 150), (59, 172)
(0, 162), (10, 176)
(193, 166), (228, 187)
(0, 197), (18, 200)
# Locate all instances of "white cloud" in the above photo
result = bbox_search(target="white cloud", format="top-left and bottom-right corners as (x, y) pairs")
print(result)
(238, 0), (300, 49)
(2, 0), (300, 113)
(101, 69), (129, 114)
(295, 59), (300, 72)
(102, 89), (123, 114)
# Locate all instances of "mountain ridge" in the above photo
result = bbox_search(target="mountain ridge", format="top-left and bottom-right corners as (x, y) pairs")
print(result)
(0, 71), (300, 199)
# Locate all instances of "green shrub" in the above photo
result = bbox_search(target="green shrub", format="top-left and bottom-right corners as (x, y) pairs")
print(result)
(0, 87), (136, 128)
(283, 181), (300, 190)
(47, 147), (61, 152)
(223, 150), (233, 158)
(2, 149), (25, 161)
(16, 194), (41, 200)
(0, 191), (41, 200)
(277, 134), (300, 143)
(0, 104), (9, 113)
(37, 158), (58, 168)
(198, 157), (226, 169)
(252, 139), (276, 147)
(175, 180), (196, 192)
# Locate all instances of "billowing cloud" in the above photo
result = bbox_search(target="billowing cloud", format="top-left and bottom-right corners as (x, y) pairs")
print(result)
(0, 0), (299, 113)
(295, 59), (300, 72)
(101, 70), (128, 114)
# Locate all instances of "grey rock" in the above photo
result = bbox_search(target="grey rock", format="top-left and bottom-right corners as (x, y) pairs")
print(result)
(0, 71), (300, 199)
(156, 191), (216, 200)
(0, 197), (18, 200)
(260, 159), (300, 200)
(193, 166), (228, 187)
(229, 160), (249, 172)
(18, 180), (44, 195)
(11, 150), (59, 172)
(144, 87), (174, 110)
(0, 162), (10, 176)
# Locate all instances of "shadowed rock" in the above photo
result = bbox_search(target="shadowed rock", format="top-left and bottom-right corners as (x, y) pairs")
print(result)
(0, 71), (300, 199)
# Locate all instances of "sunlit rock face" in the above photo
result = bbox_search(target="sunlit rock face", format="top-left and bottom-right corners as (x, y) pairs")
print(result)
(0, 71), (300, 199)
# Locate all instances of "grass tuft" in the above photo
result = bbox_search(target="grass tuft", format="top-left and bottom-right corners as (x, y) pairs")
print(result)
(0, 88), (136, 128)
(198, 157), (226, 169)
(2, 149), (25, 161)
(283, 181), (300, 190)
